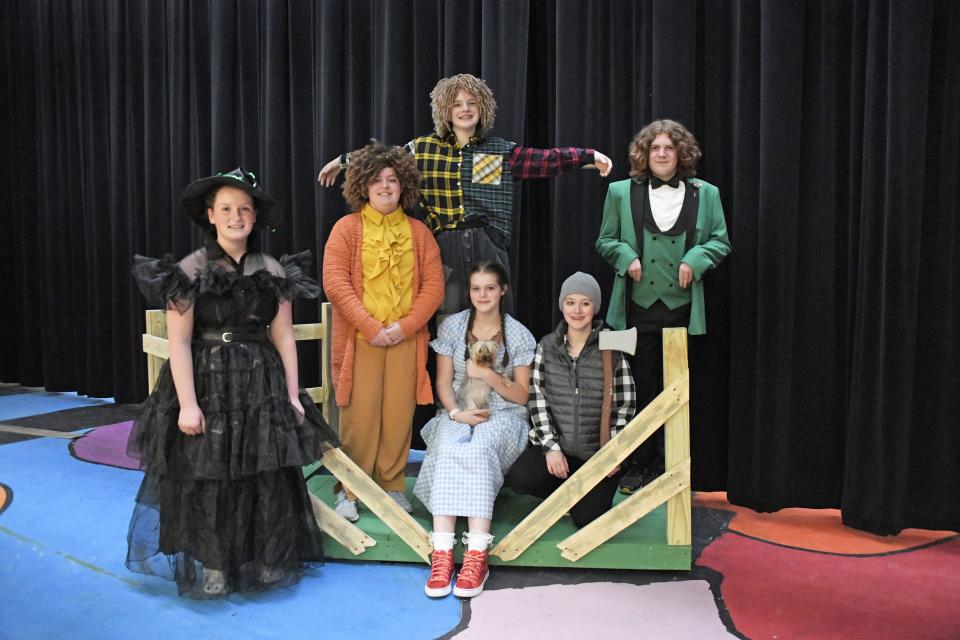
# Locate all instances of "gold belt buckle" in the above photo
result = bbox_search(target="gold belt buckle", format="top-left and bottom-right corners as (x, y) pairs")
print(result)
(221, 332), (233, 343)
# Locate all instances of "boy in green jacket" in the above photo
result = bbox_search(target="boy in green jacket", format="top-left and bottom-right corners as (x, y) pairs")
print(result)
(596, 119), (731, 492)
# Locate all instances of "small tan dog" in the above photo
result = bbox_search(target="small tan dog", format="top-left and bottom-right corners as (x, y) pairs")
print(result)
(456, 339), (508, 417)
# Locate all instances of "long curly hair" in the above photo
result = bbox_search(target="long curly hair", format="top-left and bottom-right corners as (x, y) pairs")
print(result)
(430, 74), (497, 139)
(342, 141), (421, 211)
(628, 119), (702, 180)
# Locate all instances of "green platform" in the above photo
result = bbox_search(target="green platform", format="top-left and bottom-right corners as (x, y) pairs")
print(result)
(306, 466), (691, 571)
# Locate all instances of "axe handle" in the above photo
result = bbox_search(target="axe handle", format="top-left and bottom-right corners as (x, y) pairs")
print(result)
(600, 350), (613, 446)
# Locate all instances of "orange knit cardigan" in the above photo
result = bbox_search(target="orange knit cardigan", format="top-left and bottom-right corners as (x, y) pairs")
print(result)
(322, 212), (444, 407)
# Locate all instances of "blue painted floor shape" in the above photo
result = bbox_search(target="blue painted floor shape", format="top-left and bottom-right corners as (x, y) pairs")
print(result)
(0, 424), (461, 639)
(0, 391), (113, 421)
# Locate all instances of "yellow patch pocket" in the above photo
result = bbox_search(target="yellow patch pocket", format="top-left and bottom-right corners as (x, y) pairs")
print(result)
(472, 153), (503, 185)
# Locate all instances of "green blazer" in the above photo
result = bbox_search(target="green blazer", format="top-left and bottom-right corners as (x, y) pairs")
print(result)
(595, 178), (731, 335)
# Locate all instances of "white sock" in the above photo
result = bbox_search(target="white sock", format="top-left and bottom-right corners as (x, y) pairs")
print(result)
(430, 531), (456, 551)
(462, 532), (494, 552)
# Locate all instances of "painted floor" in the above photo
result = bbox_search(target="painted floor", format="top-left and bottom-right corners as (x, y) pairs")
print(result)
(1, 386), (958, 639)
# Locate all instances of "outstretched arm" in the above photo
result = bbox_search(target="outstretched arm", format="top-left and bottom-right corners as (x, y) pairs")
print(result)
(320, 142), (418, 186)
(317, 155), (345, 186)
(508, 146), (612, 179)
(589, 150), (613, 176)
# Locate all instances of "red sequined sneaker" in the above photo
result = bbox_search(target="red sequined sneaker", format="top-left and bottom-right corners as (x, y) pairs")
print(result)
(424, 549), (455, 597)
(453, 550), (489, 598)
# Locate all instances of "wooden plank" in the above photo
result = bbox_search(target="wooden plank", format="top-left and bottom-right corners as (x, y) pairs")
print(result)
(304, 386), (326, 405)
(490, 370), (690, 561)
(0, 423), (84, 439)
(309, 493), (376, 555)
(558, 458), (691, 562)
(303, 304), (332, 423)
(293, 322), (325, 341)
(662, 327), (692, 546)
(321, 302), (336, 427)
(142, 333), (169, 360)
(144, 310), (168, 392)
(145, 309), (167, 337)
(320, 447), (431, 563)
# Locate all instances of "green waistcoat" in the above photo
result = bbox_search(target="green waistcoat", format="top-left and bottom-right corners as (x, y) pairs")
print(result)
(633, 230), (693, 309)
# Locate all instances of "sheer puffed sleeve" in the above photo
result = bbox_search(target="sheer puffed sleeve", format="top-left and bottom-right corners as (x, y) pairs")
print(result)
(271, 251), (323, 301)
(132, 254), (198, 314)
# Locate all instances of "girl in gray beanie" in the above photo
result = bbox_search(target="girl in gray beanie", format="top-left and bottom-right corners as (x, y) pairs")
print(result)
(557, 271), (603, 312)
(505, 271), (636, 527)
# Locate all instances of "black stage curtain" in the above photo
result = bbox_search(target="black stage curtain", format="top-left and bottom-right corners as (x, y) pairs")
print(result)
(1, 0), (957, 535)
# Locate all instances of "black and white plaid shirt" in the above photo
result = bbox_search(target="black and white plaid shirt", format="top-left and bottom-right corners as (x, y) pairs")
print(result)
(528, 341), (636, 452)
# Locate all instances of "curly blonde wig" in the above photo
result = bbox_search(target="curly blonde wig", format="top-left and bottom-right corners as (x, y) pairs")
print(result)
(628, 119), (702, 180)
(342, 142), (422, 212)
(430, 74), (497, 138)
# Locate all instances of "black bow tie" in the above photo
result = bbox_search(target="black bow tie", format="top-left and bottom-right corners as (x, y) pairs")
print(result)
(650, 175), (680, 189)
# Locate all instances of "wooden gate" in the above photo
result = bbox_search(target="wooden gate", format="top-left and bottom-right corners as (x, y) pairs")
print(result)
(143, 306), (691, 568)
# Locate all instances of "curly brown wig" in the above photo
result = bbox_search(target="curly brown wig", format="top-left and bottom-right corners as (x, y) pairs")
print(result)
(628, 119), (702, 180)
(430, 74), (497, 139)
(342, 141), (421, 211)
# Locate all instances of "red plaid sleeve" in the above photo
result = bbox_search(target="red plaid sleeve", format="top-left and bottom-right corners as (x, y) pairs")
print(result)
(507, 146), (595, 179)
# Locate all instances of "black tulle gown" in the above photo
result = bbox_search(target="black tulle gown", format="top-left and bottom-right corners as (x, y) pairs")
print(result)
(126, 241), (339, 598)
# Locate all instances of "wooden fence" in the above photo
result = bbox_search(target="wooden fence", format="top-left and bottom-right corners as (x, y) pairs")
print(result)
(143, 306), (691, 567)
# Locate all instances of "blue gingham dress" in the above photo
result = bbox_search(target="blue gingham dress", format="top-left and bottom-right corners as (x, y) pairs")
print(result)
(413, 310), (535, 519)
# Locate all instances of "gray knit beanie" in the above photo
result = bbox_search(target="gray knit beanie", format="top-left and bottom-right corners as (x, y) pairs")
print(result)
(558, 271), (602, 311)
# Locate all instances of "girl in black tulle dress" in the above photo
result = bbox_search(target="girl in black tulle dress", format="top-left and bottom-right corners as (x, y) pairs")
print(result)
(126, 168), (339, 598)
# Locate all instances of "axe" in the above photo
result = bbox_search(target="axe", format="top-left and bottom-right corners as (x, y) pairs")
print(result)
(598, 327), (637, 446)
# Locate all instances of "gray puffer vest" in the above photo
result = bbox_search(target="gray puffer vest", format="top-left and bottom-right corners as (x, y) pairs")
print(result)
(539, 321), (607, 460)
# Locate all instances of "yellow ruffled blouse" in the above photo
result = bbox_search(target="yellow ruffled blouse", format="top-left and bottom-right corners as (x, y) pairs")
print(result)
(360, 203), (414, 335)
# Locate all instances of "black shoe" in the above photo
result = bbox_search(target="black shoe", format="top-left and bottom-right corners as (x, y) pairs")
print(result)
(618, 461), (664, 494)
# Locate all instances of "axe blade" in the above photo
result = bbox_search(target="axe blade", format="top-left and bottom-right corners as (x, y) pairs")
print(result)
(598, 327), (638, 355)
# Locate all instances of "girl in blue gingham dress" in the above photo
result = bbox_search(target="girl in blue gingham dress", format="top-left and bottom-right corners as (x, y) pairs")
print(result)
(414, 262), (535, 599)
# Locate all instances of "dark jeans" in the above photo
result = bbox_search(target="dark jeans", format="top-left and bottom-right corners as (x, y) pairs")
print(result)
(627, 300), (692, 469)
(434, 225), (513, 315)
(505, 446), (620, 528)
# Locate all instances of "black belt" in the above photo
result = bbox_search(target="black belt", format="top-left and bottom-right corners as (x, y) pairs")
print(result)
(435, 218), (487, 233)
(194, 329), (268, 344)
(456, 217), (488, 230)
(436, 218), (509, 250)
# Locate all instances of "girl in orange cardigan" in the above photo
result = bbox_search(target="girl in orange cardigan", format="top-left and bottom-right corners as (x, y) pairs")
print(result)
(322, 143), (444, 520)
